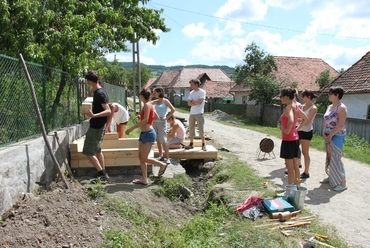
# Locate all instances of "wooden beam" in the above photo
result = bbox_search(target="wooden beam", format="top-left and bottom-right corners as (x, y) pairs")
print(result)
(154, 145), (218, 159)
(70, 148), (139, 160)
(153, 139), (203, 148)
(104, 132), (119, 140)
(70, 150), (154, 168)
(71, 157), (141, 168)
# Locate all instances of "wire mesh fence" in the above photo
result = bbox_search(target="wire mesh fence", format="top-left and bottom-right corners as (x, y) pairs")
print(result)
(0, 54), (127, 147)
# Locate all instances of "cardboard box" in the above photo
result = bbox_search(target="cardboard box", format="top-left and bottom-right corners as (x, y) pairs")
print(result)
(81, 97), (93, 113)
(262, 197), (295, 216)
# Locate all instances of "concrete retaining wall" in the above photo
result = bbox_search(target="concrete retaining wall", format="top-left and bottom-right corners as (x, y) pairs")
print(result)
(0, 121), (89, 215)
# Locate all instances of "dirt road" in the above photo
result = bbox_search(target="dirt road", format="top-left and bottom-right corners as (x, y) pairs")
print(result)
(176, 111), (369, 248)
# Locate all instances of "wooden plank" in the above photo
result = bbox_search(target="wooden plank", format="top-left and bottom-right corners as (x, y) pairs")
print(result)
(69, 138), (85, 152)
(102, 138), (139, 149)
(104, 132), (119, 140)
(154, 145), (218, 159)
(153, 139), (202, 148)
(71, 157), (141, 168)
(70, 148), (139, 159)
(69, 137), (138, 153)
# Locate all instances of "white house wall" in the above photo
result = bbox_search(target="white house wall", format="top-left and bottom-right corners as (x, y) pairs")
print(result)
(172, 88), (191, 101)
(234, 92), (256, 105)
(341, 93), (370, 119)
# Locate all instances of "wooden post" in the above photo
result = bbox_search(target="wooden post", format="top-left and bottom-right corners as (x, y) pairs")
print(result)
(18, 53), (69, 189)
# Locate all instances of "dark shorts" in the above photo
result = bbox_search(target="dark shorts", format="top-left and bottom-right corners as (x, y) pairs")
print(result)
(280, 140), (300, 159)
(139, 129), (156, 144)
(298, 130), (313, 141)
(82, 125), (106, 156)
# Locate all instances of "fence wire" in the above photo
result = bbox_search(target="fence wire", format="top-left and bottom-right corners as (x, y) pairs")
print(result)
(0, 54), (127, 147)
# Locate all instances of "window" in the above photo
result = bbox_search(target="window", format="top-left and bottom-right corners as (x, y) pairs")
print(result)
(367, 105), (370, 119)
(180, 89), (185, 97)
(242, 95), (248, 104)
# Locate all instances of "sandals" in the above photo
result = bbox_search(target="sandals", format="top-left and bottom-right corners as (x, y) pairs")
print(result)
(132, 179), (148, 185)
(334, 185), (347, 192)
(157, 164), (168, 177)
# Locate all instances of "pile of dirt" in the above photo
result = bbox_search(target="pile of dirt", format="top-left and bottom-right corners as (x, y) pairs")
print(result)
(0, 180), (111, 248)
(209, 109), (242, 124)
(0, 168), (211, 248)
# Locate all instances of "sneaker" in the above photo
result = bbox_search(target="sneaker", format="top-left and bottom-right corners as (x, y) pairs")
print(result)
(202, 145), (207, 151)
(156, 156), (165, 161)
(333, 185), (347, 192)
(100, 173), (109, 181)
(165, 158), (171, 164)
(90, 173), (109, 184)
(184, 144), (194, 150)
(300, 172), (310, 179)
(320, 178), (329, 184)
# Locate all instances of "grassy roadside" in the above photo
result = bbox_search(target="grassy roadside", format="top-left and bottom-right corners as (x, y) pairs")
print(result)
(89, 151), (349, 248)
(94, 105), (354, 247)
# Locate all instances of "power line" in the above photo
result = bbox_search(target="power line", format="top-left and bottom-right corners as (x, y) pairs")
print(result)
(151, 2), (370, 41)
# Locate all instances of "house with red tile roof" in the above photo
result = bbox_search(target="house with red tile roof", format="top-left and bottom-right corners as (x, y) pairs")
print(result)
(323, 51), (370, 119)
(230, 56), (339, 104)
(146, 68), (234, 103)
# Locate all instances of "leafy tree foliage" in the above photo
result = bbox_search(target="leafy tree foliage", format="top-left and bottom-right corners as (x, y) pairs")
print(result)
(315, 69), (336, 113)
(125, 65), (153, 90)
(95, 58), (128, 86)
(1, 0), (169, 117)
(234, 42), (280, 123)
(1, 0), (169, 74)
(234, 42), (278, 85)
(248, 75), (281, 105)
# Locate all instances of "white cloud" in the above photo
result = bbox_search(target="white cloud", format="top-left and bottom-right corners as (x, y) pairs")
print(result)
(305, 1), (370, 40)
(182, 22), (212, 39)
(215, 0), (268, 21)
(265, 0), (304, 10)
(213, 21), (244, 40)
(241, 29), (370, 70)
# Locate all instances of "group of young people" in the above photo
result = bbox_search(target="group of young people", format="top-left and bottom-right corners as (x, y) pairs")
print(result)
(279, 86), (348, 192)
(81, 70), (206, 185)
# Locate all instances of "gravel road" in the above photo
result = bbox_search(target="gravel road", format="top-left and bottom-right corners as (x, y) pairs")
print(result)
(176, 111), (369, 248)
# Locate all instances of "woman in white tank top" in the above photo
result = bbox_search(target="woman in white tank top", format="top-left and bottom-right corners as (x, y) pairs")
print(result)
(297, 90), (318, 179)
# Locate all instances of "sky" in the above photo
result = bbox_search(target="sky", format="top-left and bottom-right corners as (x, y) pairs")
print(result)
(106, 0), (370, 71)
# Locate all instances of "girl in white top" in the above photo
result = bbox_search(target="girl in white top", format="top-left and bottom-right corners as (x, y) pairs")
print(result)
(298, 90), (318, 179)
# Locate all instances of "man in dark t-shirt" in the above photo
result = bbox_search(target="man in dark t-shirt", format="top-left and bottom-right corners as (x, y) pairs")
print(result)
(82, 70), (111, 181)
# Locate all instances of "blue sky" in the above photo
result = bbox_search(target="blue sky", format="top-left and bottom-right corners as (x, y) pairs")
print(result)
(106, 0), (370, 71)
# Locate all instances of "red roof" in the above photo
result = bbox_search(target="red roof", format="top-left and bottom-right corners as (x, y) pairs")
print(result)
(151, 68), (232, 88)
(201, 80), (235, 98)
(324, 51), (370, 93)
(230, 56), (339, 92)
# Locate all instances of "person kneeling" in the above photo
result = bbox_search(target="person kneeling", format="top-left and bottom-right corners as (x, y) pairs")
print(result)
(163, 116), (186, 162)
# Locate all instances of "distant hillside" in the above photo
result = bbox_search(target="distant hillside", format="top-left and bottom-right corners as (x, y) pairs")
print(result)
(121, 62), (235, 78)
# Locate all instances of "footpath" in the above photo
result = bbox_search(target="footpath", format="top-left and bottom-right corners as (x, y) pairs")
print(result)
(175, 111), (369, 248)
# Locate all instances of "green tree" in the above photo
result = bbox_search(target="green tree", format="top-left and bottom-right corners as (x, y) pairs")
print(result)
(0, 0), (169, 117)
(234, 41), (278, 85)
(95, 58), (128, 86)
(234, 42), (280, 123)
(315, 69), (335, 113)
(126, 64), (153, 90)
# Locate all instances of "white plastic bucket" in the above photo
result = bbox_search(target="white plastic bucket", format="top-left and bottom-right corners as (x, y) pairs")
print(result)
(293, 186), (307, 210)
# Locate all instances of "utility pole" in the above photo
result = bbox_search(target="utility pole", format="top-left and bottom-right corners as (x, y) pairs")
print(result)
(132, 38), (141, 114)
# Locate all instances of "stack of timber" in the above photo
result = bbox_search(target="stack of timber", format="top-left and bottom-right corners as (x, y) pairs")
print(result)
(70, 133), (218, 169)
(70, 133), (143, 168)
(153, 140), (218, 160)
